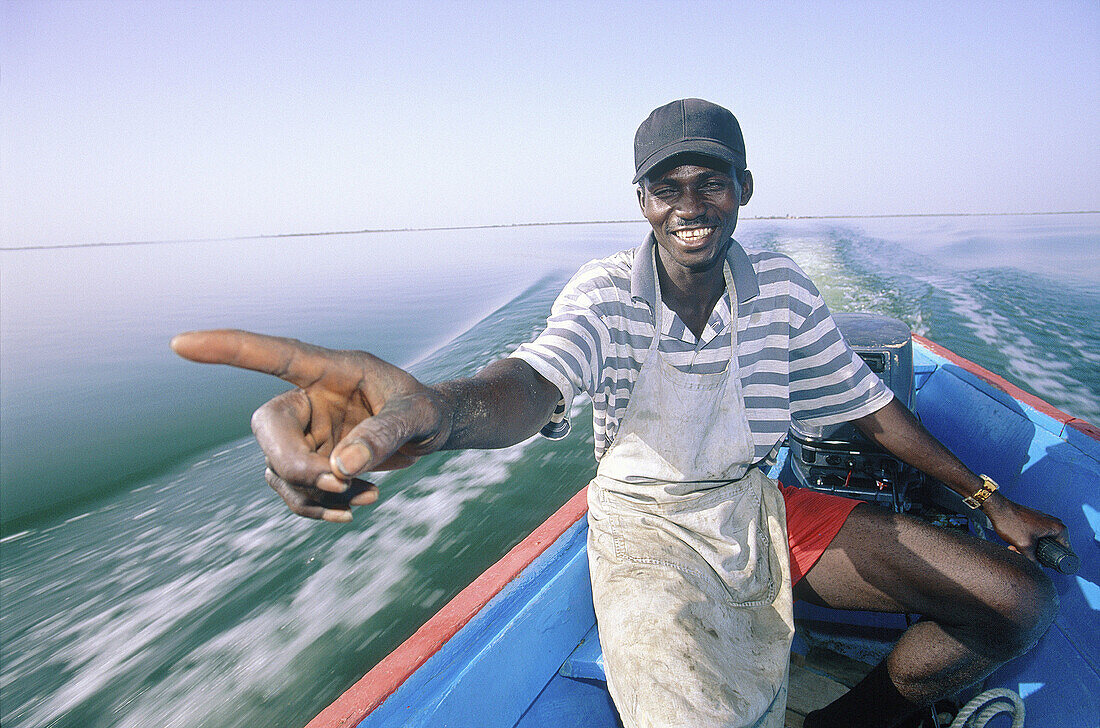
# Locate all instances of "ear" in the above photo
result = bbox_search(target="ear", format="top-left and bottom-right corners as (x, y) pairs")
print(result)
(739, 170), (753, 205)
(637, 185), (646, 213)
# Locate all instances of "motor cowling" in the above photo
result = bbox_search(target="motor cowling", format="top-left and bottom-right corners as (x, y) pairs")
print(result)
(788, 313), (917, 509)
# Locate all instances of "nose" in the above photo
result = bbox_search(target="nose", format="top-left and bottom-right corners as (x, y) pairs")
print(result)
(673, 189), (706, 222)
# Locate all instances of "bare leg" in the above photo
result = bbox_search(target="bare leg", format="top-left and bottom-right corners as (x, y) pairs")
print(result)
(797, 504), (1057, 725)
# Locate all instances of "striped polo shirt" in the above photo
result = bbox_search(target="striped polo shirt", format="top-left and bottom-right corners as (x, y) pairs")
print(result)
(509, 234), (893, 463)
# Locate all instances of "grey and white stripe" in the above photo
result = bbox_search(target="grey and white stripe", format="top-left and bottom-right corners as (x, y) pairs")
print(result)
(510, 235), (893, 462)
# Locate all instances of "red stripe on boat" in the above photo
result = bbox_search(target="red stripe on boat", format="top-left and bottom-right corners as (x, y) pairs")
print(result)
(913, 334), (1100, 442)
(306, 485), (590, 728)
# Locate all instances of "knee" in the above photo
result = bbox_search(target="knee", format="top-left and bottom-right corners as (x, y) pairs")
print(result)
(977, 560), (1058, 658)
(1015, 566), (1059, 648)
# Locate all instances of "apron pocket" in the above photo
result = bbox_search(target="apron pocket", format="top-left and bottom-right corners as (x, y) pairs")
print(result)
(606, 481), (779, 607)
(608, 512), (711, 584)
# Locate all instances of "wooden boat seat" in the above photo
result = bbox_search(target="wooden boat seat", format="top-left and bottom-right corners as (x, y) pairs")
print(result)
(558, 624), (605, 681)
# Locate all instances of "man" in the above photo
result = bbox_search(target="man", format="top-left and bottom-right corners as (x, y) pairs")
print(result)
(172, 99), (1067, 728)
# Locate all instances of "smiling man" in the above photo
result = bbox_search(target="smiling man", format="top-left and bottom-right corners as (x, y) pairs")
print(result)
(172, 99), (1067, 728)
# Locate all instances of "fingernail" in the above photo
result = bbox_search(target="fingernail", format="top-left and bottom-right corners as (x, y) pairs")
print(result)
(333, 443), (370, 477)
(323, 509), (353, 523)
(317, 473), (348, 493)
(349, 489), (379, 506)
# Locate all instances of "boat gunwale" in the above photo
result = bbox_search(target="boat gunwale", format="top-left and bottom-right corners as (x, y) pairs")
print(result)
(912, 334), (1100, 443)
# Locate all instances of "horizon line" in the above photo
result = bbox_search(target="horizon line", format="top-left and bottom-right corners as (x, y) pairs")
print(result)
(3, 209), (1097, 252)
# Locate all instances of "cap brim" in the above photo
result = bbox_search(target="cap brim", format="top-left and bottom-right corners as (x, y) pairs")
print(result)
(632, 139), (741, 184)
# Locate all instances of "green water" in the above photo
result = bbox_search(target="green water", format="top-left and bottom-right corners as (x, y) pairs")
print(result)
(1, 216), (1097, 727)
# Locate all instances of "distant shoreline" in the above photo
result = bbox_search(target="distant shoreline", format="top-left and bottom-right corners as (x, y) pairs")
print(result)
(4, 209), (1098, 252)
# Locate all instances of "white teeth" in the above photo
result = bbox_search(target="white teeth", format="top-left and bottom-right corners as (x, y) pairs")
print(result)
(674, 227), (715, 242)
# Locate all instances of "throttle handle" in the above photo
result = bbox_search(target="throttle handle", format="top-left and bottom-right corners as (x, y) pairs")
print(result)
(1035, 536), (1079, 575)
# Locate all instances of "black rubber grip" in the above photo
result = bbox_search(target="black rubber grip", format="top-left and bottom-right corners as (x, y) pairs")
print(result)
(1035, 536), (1080, 575)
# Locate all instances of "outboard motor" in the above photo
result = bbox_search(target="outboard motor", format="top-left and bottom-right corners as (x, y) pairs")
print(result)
(788, 313), (917, 510)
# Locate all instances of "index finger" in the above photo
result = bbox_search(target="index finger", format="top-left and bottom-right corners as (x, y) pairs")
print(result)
(170, 329), (353, 390)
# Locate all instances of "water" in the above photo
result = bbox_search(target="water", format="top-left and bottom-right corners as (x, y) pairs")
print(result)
(1, 215), (1097, 727)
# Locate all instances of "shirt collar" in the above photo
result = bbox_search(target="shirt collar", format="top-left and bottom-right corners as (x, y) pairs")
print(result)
(630, 231), (760, 309)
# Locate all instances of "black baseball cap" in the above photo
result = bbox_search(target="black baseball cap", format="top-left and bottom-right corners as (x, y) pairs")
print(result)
(633, 98), (746, 184)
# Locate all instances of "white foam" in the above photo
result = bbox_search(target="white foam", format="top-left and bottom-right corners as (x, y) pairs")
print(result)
(11, 434), (541, 728)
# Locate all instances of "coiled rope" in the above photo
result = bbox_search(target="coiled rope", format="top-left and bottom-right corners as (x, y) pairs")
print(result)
(948, 687), (1025, 728)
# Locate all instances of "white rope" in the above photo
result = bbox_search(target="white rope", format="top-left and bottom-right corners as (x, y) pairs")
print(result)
(948, 687), (1025, 728)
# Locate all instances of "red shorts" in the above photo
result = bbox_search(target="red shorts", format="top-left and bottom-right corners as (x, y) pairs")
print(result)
(779, 483), (861, 586)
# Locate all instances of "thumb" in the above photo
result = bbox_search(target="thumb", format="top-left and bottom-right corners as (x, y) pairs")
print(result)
(330, 405), (432, 478)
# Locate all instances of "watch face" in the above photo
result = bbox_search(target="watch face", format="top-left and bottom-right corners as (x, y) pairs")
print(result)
(964, 476), (998, 509)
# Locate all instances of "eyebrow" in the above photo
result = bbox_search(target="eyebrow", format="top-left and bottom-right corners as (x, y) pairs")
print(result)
(647, 170), (731, 187)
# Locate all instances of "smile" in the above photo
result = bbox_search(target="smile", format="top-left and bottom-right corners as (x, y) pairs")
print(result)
(672, 227), (716, 243)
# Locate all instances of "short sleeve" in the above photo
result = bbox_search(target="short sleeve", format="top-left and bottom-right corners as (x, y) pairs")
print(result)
(788, 279), (894, 427)
(509, 265), (607, 439)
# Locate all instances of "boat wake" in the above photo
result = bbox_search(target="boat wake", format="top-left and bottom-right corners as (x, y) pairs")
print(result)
(1, 275), (597, 728)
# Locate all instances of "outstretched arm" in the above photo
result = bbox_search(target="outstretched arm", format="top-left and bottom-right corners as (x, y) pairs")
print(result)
(852, 398), (1068, 560)
(171, 329), (561, 522)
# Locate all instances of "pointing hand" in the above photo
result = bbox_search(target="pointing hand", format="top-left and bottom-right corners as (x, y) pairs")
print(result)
(171, 330), (451, 522)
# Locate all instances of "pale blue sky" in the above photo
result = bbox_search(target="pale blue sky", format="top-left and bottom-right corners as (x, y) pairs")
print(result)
(3, 0), (1097, 246)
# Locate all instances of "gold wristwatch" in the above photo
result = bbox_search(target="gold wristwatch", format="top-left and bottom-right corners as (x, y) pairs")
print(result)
(963, 474), (999, 509)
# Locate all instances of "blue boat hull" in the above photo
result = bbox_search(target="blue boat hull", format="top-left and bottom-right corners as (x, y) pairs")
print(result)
(311, 338), (1100, 728)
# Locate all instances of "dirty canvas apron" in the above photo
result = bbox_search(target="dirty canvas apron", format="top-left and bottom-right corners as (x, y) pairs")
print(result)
(587, 287), (794, 728)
